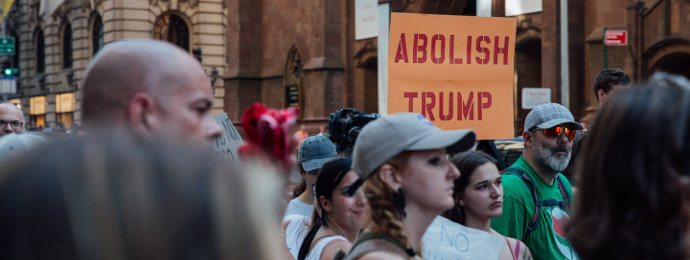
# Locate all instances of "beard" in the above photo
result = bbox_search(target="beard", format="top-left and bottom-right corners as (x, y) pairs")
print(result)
(532, 139), (572, 172)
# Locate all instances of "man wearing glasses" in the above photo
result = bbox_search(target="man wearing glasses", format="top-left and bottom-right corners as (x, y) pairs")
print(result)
(491, 103), (582, 260)
(0, 103), (25, 137)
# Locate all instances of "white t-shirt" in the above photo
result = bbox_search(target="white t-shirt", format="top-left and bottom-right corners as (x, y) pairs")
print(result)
(283, 198), (314, 221)
(285, 215), (311, 259)
(305, 235), (347, 260)
(422, 216), (505, 260)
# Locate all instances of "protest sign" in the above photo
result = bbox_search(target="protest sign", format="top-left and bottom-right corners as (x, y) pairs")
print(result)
(212, 113), (243, 164)
(422, 216), (504, 260)
(388, 13), (516, 139)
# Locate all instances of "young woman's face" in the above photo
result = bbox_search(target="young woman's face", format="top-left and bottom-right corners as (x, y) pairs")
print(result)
(325, 170), (369, 231)
(460, 162), (503, 221)
(400, 148), (460, 214)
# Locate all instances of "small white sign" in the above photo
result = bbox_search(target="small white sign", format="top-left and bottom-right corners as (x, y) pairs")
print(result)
(0, 76), (16, 94)
(522, 87), (551, 109)
(422, 216), (504, 260)
(212, 113), (243, 164)
(505, 0), (542, 16)
(355, 0), (378, 40)
(477, 0), (492, 17)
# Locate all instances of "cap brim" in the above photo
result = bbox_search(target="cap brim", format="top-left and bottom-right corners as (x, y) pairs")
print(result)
(301, 157), (335, 172)
(536, 119), (585, 130)
(407, 129), (476, 154)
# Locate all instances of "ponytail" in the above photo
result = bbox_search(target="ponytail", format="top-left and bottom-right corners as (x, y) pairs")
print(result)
(292, 179), (307, 199)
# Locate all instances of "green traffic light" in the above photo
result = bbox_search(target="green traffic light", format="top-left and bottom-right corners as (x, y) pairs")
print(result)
(3, 68), (11, 76)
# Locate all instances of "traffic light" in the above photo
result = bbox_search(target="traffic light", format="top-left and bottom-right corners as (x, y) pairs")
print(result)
(0, 59), (17, 76)
(3, 68), (17, 76)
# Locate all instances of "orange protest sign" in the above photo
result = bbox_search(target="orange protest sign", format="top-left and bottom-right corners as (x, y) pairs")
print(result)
(388, 13), (516, 140)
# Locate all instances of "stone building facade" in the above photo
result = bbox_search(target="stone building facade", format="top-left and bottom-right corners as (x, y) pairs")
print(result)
(225, 0), (690, 136)
(5, 0), (227, 130)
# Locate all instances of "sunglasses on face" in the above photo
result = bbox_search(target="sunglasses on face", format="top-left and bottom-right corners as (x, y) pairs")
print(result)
(539, 126), (576, 141)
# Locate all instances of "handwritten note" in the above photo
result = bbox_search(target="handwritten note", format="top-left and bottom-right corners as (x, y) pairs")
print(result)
(422, 216), (505, 260)
(212, 113), (243, 164)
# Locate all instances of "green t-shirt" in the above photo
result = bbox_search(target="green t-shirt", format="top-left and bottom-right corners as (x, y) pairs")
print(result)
(490, 157), (578, 260)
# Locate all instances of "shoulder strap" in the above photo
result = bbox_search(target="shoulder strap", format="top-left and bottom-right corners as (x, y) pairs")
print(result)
(555, 175), (571, 210)
(342, 239), (408, 260)
(501, 167), (540, 241)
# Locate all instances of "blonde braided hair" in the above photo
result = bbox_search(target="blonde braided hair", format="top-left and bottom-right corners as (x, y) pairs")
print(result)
(363, 152), (413, 252)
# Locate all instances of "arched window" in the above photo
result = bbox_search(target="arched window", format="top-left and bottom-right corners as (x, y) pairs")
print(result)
(92, 14), (103, 56)
(62, 23), (72, 68)
(154, 13), (190, 51)
(35, 28), (45, 73)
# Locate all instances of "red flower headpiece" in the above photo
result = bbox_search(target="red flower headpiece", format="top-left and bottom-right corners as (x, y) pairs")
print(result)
(238, 103), (298, 171)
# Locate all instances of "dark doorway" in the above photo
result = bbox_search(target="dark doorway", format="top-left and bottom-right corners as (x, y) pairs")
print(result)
(515, 37), (542, 134)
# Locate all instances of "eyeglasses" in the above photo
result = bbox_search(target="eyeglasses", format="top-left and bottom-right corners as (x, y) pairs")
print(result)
(0, 120), (24, 129)
(539, 126), (576, 141)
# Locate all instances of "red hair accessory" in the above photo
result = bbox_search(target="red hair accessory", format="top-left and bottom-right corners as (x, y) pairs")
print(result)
(238, 103), (299, 171)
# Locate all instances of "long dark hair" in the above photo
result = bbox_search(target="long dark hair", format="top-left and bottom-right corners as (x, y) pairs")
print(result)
(568, 72), (690, 260)
(443, 151), (498, 224)
(297, 157), (352, 260)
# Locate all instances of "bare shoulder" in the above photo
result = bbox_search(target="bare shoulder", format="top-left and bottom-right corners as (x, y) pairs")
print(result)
(321, 239), (353, 260)
(503, 237), (533, 260)
(516, 240), (533, 260)
(358, 251), (408, 260)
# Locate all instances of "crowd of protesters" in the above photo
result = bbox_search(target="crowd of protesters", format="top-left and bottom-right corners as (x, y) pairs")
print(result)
(0, 38), (689, 260)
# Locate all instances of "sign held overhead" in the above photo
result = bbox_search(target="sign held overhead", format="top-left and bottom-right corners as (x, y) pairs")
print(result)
(388, 13), (516, 140)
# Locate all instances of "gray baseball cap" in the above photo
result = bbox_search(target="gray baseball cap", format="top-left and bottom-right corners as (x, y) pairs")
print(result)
(524, 103), (584, 131)
(0, 132), (48, 163)
(297, 135), (337, 172)
(350, 113), (475, 187)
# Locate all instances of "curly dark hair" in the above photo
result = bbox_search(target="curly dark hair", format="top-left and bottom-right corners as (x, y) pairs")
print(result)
(569, 72), (690, 260)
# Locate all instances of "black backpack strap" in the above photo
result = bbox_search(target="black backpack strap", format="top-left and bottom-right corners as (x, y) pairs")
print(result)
(501, 167), (540, 241)
(555, 175), (571, 210)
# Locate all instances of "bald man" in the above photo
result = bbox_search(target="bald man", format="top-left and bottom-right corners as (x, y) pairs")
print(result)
(0, 103), (25, 137)
(82, 39), (222, 144)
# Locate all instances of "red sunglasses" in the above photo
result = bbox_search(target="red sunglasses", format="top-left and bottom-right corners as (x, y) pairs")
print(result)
(539, 126), (576, 141)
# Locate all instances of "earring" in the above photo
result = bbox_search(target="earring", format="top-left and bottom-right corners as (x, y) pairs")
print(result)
(392, 187), (407, 218)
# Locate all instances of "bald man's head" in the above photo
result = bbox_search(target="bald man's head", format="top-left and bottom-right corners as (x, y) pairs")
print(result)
(82, 39), (222, 144)
(0, 103), (25, 137)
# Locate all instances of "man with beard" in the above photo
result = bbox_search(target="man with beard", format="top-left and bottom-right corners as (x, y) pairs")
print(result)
(491, 103), (583, 260)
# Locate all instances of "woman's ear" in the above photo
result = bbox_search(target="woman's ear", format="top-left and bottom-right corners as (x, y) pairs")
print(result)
(319, 195), (332, 213)
(378, 164), (402, 191)
(456, 192), (465, 206)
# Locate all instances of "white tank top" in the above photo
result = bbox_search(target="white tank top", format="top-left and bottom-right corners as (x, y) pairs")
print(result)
(305, 235), (348, 260)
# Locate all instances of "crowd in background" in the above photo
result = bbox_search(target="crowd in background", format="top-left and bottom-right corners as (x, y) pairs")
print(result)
(0, 39), (689, 260)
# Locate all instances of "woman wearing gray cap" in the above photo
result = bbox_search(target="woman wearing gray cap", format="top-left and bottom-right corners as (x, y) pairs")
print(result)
(342, 113), (475, 260)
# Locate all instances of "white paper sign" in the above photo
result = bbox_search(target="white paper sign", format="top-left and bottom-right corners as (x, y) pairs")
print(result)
(355, 0), (378, 40)
(422, 216), (504, 260)
(505, 0), (542, 16)
(522, 87), (551, 109)
(212, 113), (243, 164)
(477, 0), (492, 17)
(376, 3), (389, 115)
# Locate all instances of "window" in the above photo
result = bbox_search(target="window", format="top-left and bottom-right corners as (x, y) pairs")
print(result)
(29, 96), (46, 129)
(92, 14), (103, 55)
(154, 13), (190, 51)
(35, 29), (44, 73)
(62, 23), (72, 68)
(56, 92), (75, 129)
